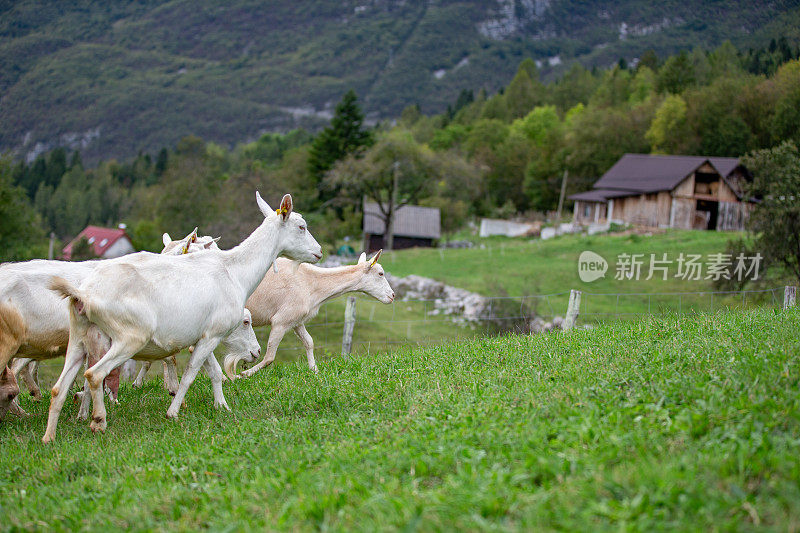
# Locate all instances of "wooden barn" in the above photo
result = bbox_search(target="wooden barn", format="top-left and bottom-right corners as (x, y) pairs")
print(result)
(569, 154), (753, 231)
(363, 202), (440, 252)
(62, 225), (135, 260)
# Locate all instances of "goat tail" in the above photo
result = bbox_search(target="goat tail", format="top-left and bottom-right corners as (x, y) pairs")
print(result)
(49, 276), (80, 301)
(49, 276), (91, 318)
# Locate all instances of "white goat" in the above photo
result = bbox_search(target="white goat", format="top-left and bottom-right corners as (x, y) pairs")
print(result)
(142, 232), (394, 380)
(0, 229), (219, 415)
(43, 193), (321, 443)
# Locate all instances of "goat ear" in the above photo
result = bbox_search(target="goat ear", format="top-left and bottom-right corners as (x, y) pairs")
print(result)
(256, 191), (274, 218)
(203, 237), (220, 250)
(162, 233), (172, 247)
(189, 227), (198, 243)
(279, 194), (293, 221)
(370, 249), (382, 267)
(358, 252), (367, 264)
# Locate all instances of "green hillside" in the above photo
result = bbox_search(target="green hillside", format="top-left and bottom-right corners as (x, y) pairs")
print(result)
(2, 0), (799, 162)
(4, 309), (800, 530)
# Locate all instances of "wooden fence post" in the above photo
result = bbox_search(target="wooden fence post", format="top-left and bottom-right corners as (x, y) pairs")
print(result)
(342, 296), (357, 356)
(784, 286), (796, 309)
(564, 289), (581, 331)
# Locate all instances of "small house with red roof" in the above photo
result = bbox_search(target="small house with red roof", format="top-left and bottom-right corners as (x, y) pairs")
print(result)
(62, 225), (135, 260)
(569, 154), (753, 231)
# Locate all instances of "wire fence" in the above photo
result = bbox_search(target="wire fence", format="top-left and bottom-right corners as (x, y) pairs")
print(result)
(269, 285), (795, 360)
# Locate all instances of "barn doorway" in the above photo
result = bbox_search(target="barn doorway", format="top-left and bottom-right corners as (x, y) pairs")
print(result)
(695, 199), (719, 230)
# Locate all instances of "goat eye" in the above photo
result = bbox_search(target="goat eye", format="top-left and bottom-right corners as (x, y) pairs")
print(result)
(244, 320), (250, 326)
(379, 272), (384, 276)
(299, 226), (306, 232)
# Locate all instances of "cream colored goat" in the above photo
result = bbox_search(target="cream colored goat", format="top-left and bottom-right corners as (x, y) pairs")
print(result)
(231, 251), (394, 378)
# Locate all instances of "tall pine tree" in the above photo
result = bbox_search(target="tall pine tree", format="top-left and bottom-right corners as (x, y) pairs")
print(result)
(307, 90), (373, 199)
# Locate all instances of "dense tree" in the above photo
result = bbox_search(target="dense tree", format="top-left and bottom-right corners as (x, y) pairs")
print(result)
(504, 59), (542, 119)
(7, 44), (800, 255)
(548, 63), (599, 111)
(687, 79), (755, 157)
(628, 66), (656, 104)
(646, 94), (691, 154)
(0, 157), (47, 261)
(657, 51), (696, 94)
(638, 49), (659, 72)
(770, 61), (800, 145)
(307, 89), (373, 187)
(326, 130), (449, 249)
(741, 141), (800, 282)
(590, 67), (632, 108)
(45, 148), (67, 188)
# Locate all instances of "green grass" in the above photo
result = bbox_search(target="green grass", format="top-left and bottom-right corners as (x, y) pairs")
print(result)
(3, 308), (800, 530)
(383, 230), (790, 318)
(218, 229), (787, 366)
(34, 229), (791, 387)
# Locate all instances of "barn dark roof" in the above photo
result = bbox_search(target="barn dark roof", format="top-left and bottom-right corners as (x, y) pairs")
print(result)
(569, 153), (742, 201)
(363, 202), (440, 239)
(593, 154), (741, 193)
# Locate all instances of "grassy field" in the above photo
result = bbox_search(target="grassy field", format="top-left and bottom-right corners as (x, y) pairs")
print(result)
(284, 229), (789, 356)
(34, 229), (790, 387)
(3, 308), (799, 530)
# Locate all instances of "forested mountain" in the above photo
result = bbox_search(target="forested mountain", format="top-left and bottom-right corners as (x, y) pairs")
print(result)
(2, 0), (799, 162)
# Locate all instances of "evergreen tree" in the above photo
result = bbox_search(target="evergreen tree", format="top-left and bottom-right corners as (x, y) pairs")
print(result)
(638, 49), (659, 71)
(45, 148), (67, 188)
(0, 157), (47, 260)
(69, 150), (83, 170)
(453, 89), (474, 114)
(155, 147), (169, 176)
(307, 89), (373, 186)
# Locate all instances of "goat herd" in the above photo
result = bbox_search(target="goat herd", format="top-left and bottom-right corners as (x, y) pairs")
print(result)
(0, 192), (395, 443)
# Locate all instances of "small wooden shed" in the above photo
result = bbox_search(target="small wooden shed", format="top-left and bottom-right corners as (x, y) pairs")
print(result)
(362, 202), (441, 252)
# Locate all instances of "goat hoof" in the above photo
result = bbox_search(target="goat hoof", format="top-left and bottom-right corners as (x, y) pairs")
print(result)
(214, 401), (231, 412)
(166, 408), (179, 419)
(42, 433), (55, 444)
(89, 417), (106, 433)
